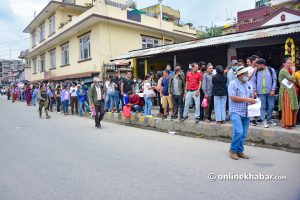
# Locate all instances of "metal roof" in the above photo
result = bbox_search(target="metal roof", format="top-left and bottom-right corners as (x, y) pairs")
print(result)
(112, 22), (300, 61)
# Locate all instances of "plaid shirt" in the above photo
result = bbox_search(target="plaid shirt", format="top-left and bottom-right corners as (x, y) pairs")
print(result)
(228, 79), (253, 117)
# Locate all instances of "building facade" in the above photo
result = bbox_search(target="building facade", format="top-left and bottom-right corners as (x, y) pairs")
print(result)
(0, 59), (23, 83)
(23, 0), (197, 82)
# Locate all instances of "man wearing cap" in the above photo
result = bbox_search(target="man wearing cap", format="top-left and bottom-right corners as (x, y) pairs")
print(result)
(89, 77), (105, 128)
(228, 66), (256, 160)
(227, 60), (238, 86)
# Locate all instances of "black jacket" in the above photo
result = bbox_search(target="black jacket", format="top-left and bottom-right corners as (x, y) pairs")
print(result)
(212, 74), (228, 96)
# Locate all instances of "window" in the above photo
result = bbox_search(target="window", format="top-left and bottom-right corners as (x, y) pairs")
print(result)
(32, 31), (36, 46)
(32, 59), (37, 73)
(142, 36), (161, 49)
(40, 55), (45, 72)
(79, 34), (91, 60)
(49, 15), (55, 35)
(61, 43), (69, 65)
(40, 23), (45, 42)
(49, 49), (56, 69)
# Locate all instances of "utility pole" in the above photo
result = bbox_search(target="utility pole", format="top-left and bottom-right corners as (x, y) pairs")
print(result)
(158, 0), (164, 45)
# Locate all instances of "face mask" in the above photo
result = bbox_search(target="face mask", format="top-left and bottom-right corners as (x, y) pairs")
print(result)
(138, 80), (142, 83)
(133, 79), (136, 82)
(189, 65), (192, 69)
(232, 66), (238, 71)
(242, 76), (249, 82)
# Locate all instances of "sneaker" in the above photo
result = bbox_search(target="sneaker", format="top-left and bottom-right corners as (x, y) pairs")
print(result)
(180, 116), (188, 122)
(171, 115), (178, 120)
(263, 121), (269, 128)
(195, 117), (201, 123)
(162, 115), (168, 119)
(237, 152), (250, 159)
(268, 120), (277, 126)
(251, 120), (257, 126)
(46, 115), (51, 119)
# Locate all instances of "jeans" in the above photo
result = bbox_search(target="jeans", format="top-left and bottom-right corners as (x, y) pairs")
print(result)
(63, 100), (69, 114)
(49, 97), (55, 111)
(32, 94), (37, 106)
(259, 93), (274, 121)
(183, 91), (200, 118)
(144, 97), (153, 116)
(131, 105), (142, 112)
(230, 112), (250, 153)
(70, 96), (78, 114)
(104, 93), (112, 111)
(172, 95), (183, 118)
(214, 96), (227, 122)
(79, 101), (91, 116)
(111, 91), (120, 112)
(56, 98), (61, 112)
(204, 96), (213, 120)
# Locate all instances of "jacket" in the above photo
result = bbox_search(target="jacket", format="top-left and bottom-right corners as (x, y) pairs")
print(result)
(89, 84), (105, 105)
(168, 75), (185, 95)
(212, 74), (228, 96)
(202, 72), (213, 96)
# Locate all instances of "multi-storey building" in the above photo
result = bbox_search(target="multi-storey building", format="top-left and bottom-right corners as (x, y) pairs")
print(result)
(0, 59), (23, 83)
(23, 0), (197, 82)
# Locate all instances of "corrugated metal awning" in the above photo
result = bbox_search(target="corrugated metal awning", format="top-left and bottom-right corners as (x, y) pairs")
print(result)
(111, 22), (300, 61)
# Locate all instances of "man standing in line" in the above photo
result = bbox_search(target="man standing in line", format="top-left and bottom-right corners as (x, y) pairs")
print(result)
(161, 69), (173, 119)
(112, 71), (121, 113)
(253, 58), (277, 128)
(181, 63), (202, 123)
(89, 77), (105, 129)
(227, 60), (238, 86)
(121, 71), (134, 107)
(228, 66), (256, 160)
(169, 67), (185, 120)
(202, 63), (214, 123)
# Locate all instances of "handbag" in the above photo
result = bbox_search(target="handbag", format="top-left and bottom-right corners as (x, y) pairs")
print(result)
(146, 89), (156, 98)
(201, 98), (208, 108)
(123, 105), (131, 117)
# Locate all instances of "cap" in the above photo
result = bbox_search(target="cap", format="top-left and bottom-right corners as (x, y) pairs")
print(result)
(231, 60), (238, 65)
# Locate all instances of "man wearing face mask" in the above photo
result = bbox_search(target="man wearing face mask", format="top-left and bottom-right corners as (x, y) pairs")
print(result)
(227, 60), (238, 87)
(228, 66), (256, 160)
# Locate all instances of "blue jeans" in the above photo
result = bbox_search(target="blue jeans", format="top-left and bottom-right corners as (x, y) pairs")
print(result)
(258, 93), (274, 121)
(183, 91), (200, 118)
(104, 93), (112, 111)
(132, 105), (142, 112)
(32, 94), (37, 106)
(214, 96), (227, 121)
(78, 101), (91, 116)
(230, 113), (250, 153)
(111, 91), (120, 112)
(63, 100), (69, 114)
(144, 97), (152, 116)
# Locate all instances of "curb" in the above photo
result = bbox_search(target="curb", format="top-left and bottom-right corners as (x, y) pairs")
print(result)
(103, 112), (300, 151)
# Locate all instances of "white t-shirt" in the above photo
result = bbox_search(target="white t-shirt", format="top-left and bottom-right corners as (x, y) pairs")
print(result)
(95, 85), (102, 100)
(247, 66), (255, 91)
(144, 82), (150, 95)
(70, 86), (77, 97)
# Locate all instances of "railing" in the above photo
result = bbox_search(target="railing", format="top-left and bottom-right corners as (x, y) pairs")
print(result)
(105, 0), (127, 9)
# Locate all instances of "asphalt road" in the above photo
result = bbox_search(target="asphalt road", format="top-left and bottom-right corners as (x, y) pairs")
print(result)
(0, 96), (299, 200)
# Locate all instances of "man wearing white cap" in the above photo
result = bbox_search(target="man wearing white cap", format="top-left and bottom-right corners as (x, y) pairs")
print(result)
(89, 77), (105, 128)
(228, 66), (256, 160)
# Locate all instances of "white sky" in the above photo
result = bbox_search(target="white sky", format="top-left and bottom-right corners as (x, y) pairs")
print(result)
(0, 0), (255, 59)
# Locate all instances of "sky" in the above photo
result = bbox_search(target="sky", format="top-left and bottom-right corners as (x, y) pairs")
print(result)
(0, 0), (254, 60)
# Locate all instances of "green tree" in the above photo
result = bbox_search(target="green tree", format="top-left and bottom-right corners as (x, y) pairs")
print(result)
(197, 26), (223, 39)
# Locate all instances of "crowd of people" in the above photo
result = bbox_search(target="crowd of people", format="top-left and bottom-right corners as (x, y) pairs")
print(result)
(3, 55), (300, 159)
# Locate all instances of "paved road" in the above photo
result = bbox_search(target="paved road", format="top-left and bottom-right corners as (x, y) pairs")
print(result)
(0, 96), (300, 200)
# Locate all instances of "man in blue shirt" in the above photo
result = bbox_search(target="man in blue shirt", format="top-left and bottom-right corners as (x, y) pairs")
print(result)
(253, 58), (277, 128)
(228, 66), (256, 160)
(161, 69), (173, 119)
